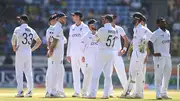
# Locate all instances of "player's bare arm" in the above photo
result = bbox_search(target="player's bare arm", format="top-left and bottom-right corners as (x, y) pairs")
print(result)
(11, 35), (18, 52)
(119, 35), (129, 56)
(31, 37), (42, 52)
(144, 47), (150, 64)
(48, 38), (58, 57)
(127, 42), (133, 60)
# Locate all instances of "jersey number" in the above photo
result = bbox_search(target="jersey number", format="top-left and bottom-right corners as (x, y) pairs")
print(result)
(106, 35), (115, 47)
(22, 33), (33, 45)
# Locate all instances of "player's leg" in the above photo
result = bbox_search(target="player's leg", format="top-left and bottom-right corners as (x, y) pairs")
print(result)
(15, 54), (24, 97)
(71, 56), (81, 96)
(108, 65), (114, 97)
(45, 58), (52, 96)
(103, 57), (114, 98)
(49, 60), (58, 96)
(114, 56), (127, 89)
(23, 56), (33, 97)
(88, 53), (105, 98)
(154, 57), (165, 99)
(81, 56), (93, 97)
(161, 57), (172, 99)
(56, 60), (66, 97)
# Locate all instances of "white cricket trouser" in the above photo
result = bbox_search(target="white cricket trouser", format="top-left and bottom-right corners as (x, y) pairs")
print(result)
(133, 63), (146, 96)
(15, 52), (33, 92)
(123, 50), (146, 97)
(71, 55), (83, 94)
(82, 51), (96, 95)
(153, 56), (172, 96)
(46, 58), (52, 93)
(109, 52), (127, 95)
(89, 50), (115, 97)
(49, 57), (64, 95)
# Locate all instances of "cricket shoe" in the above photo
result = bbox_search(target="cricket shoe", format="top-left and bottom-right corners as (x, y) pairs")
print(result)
(72, 93), (80, 97)
(131, 94), (143, 99)
(109, 95), (114, 98)
(56, 92), (66, 98)
(86, 95), (96, 99)
(156, 95), (162, 100)
(101, 96), (109, 99)
(15, 91), (24, 97)
(118, 92), (130, 98)
(82, 93), (88, 98)
(162, 95), (172, 99)
(45, 92), (51, 98)
(25, 91), (32, 97)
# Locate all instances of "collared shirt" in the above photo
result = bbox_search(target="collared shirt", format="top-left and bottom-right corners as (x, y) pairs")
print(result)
(150, 28), (171, 57)
(114, 25), (126, 50)
(67, 22), (90, 56)
(132, 24), (152, 53)
(51, 22), (65, 59)
(93, 23), (116, 50)
(12, 24), (39, 54)
(81, 31), (98, 56)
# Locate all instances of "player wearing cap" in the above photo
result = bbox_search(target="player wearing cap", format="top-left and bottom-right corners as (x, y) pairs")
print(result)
(80, 19), (98, 98)
(109, 15), (129, 97)
(88, 15), (116, 99)
(47, 13), (67, 97)
(11, 14), (42, 97)
(66, 11), (90, 97)
(149, 17), (172, 100)
(45, 14), (57, 97)
(121, 12), (152, 99)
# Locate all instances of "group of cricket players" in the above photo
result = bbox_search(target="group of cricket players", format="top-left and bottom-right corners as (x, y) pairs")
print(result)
(11, 11), (172, 100)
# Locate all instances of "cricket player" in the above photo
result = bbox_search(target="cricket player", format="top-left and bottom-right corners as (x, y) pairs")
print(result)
(131, 15), (150, 98)
(88, 15), (116, 99)
(121, 12), (152, 99)
(47, 13), (67, 97)
(149, 17), (172, 100)
(11, 14), (42, 97)
(109, 15), (129, 97)
(80, 19), (98, 97)
(66, 11), (90, 97)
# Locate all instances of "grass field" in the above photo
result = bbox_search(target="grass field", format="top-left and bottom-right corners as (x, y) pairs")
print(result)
(0, 88), (180, 101)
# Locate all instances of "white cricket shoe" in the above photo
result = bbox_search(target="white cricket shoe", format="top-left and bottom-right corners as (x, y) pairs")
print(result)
(101, 96), (109, 99)
(156, 94), (162, 100)
(15, 91), (24, 97)
(56, 92), (66, 98)
(25, 91), (32, 97)
(45, 92), (51, 98)
(162, 95), (172, 99)
(72, 93), (80, 97)
(82, 93), (88, 98)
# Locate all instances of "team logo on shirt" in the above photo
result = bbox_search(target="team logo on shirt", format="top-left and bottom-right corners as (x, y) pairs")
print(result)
(162, 40), (170, 44)
(91, 42), (98, 45)
(25, 28), (31, 32)
(72, 34), (81, 37)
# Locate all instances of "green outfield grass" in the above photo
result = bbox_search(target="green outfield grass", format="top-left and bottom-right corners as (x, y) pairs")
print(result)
(0, 88), (179, 101)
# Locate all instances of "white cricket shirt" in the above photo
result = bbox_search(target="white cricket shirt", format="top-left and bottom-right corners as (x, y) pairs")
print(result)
(114, 25), (126, 51)
(150, 28), (171, 57)
(93, 23), (116, 50)
(81, 31), (98, 56)
(51, 22), (64, 60)
(67, 22), (90, 56)
(13, 24), (39, 54)
(132, 24), (152, 53)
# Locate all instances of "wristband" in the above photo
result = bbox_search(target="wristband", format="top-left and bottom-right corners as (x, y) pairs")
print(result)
(123, 47), (127, 51)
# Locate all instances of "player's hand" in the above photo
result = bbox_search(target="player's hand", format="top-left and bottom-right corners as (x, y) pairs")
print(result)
(82, 57), (85, 62)
(66, 56), (71, 63)
(47, 50), (53, 58)
(153, 53), (161, 57)
(118, 49), (126, 56)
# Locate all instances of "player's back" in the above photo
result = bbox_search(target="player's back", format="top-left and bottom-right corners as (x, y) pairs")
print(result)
(14, 24), (37, 55)
(97, 23), (116, 51)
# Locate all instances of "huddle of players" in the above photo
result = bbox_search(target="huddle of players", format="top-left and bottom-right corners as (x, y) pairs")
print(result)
(11, 11), (172, 100)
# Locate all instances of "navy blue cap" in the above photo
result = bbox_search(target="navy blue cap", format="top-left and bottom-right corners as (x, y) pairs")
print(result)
(48, 14), (57, 22)
(132, 12), (143, 20)
(17, 14), (29, 22)
(56, 13), (67, 18)
(88, 19), (97, 25)
(71, 11), (83, 18)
